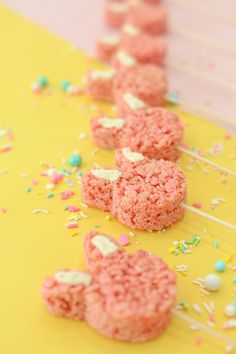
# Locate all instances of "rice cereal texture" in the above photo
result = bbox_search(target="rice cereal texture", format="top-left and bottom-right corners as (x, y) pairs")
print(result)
(96, 35), (120, 62)
(91, 107), (184, 161)
(114, 64), (168, 108)
(82, 158), (186, 230)
(84, 232), (177, 341)
(120, 33), (167, 65)
(86, 69), (115, 102)
(105, 1), (129, 28)
(126, 3), (168, 35)
(42, 231), (177, 342)
(90, 116), (125, 149)
(41, 270), (92, 320)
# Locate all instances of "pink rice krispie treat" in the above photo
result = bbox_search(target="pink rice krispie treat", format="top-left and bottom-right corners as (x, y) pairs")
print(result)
(91, 107), (184, 161)
(82, 159), (186, 230)
(121, 107), (184, 161)
(125, 3), (168, 35)
(41, 270), (92, 320)
(83, 230), (124, 275)
(105, 1), (129, 28)
(114, 92), (148, 117)
(90, 116), (125, 149)
(86, 69), (116, 102)
(85, 234), (177, 341)
(114, 64), (168, 109)
(120, 29), (167, 65)
(96, 35), (120, 62)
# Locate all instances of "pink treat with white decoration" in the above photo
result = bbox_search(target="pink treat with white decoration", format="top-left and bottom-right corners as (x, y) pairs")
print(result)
(86, 69), (116, 102)
(91, 107), (184, 161)
(105, 1), (128, 28)
(114, 64), (167, 111)
(111, 49), (137, 70)
(96, 35), (120, 62)
(41, 270), (92, 320)
(121, 107), (184, 161)
(120, 31), (167, 65)
(115, 147), (149, 171)
(83, 230), (124, 275)
(126, 3), (168, 35)
(82, 158), (186, 230)
(84, 232), (177, 341)
(90, 116), (124, 149)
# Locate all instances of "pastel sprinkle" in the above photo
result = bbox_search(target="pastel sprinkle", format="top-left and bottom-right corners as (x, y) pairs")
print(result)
(37, 75), (48, 88)
(26, 186), (31, 193)
(232, 277), (236, 284)
(68, 153), (82, 167)
(105, 215), (111, 221)
(77, 171), (83, 177)
(215, 260), (226, 272)
(61, 190), (75, 200)
(193, 202), (202, 209)
(50, 173), (63, 184)
(119, 234), (130, 246)
(47, 193), (54, 199)
(60, 80), (71, 92)
(0, 207), (7, 213)
(65, 222), (78, 229)
(66, 206), (80, 213)
(46, 183), (55, 190)
(214, 240), (219, 249)
(33, 209), (49, 214)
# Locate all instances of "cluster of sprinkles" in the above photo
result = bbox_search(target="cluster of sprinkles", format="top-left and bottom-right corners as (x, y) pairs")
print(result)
(0, 127), (13, 154)
(31, 75), (84, 96)
(169, 234), (201, 256)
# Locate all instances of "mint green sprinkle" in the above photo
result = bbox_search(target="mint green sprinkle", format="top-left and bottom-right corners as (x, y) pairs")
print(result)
(60, 80), (71, 92)
(77, 171), (83, 177)
(94, 224), (100, 229)
(232, 277), (236, 284)
(48, 193), (54, 199)
(38, 75), (48, 88)
(214, 240), (219, 249)
(26, 186), (31, 193)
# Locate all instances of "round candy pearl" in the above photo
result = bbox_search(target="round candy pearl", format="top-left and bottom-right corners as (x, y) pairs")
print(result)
(38, 75), (48, 88)
(60, 80), (71, 92)
(204, 274), (221, 291)
(224, 304), (236, 318)
(68, 154), (82, 167)
(215, 260), (226, 272)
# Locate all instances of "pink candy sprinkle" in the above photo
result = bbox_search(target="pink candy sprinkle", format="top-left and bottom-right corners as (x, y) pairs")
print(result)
(43, 277), (56, 289)
(50, 173), (63, 184)
(61, 190), (75, 200)
(31, 83), (41, 94)
(193, 202), (202, 209)
(31, 179), (38, 185)
(195, 337), (202, 346)
(119, 234), (130, 246)
(0, 207), (7, 213)
(224, 134), (232, 140)
(67, 206), (80, 213)
(65, 222), (78, 229)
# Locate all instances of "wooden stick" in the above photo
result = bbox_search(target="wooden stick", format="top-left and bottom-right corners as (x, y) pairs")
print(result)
(182, 203), (236, 232)
(178, 147), (236, 178)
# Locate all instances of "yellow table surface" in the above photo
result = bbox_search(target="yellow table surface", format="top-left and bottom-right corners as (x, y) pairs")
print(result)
(1, 5), (236, 354)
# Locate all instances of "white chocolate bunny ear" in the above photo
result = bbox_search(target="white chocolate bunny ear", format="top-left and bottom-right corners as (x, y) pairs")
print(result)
(83, 231), (124, 275)
(91, 234), (119, 256)
(91, 168), (122, 181)
(122, 147), (145, 162)
(54, 270), (92, 286)
(98, 117), (125, 129)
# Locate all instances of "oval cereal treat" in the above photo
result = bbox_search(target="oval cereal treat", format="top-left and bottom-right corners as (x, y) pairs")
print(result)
(111, 159), (186, 230)
(83, 231), (125, 275)
(86, 69), (116, 102)
(121, 107), (184, 161)
(81, 167), (122, 212)
(96, 35), (120, 62)
(90, 116), (125, 149)
(120, 32), (167, 65)
(114, 64), (167, 109)
(41, 270), (92, 320)
(85, 248), (177, 341)
(126, 3), (168, 35)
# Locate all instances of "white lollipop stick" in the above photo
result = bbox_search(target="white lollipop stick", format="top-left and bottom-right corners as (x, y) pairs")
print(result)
(178, 147), (236, 178)
(174, 310), (236, 351)
(182, 203), (236, 232)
